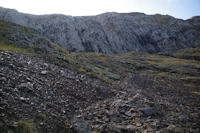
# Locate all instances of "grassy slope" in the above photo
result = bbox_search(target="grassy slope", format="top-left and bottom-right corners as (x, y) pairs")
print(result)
(0, 20), (199, 95)
(73, 51), (200, 92)
(0, 20), (74, 67)
(168, 48), (200, 61)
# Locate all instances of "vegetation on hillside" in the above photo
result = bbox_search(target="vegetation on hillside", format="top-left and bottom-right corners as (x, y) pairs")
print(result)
(0, 20), (200, 91)
(0, 20), (74, 67)
(0, 19), (200, 133)
(16, 120), (35, 133)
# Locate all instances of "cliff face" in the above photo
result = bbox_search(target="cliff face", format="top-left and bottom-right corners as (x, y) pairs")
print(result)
(0, 7), (200, 54)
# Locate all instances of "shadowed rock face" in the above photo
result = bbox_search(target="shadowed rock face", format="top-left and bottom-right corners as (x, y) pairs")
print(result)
(0, 7), (200, 54)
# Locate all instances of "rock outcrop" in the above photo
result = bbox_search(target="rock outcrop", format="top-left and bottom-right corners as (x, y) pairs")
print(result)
(0, 7), (200, 54)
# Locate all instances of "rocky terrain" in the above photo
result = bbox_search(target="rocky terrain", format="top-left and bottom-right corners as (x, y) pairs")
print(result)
(0, 7), (200, 54)
(0, 49), (200, 133)
(0, 7), (200, 133)
(0, 50), (116, 132)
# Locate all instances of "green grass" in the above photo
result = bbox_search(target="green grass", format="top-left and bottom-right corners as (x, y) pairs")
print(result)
(16, 120), (35, 133)
(0, 43), (27, 53)
(39, 113), (46, 119)
(191, 91), (200, 95)
(0, 43), (39, 56)
(70, 50), (200, 87)
(169, 48), (200, 61)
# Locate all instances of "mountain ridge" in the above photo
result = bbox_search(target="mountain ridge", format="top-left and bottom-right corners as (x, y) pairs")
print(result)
(0, 7), (200, 54)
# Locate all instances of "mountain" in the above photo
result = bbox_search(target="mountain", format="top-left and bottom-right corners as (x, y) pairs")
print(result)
(0, 7), (200, 54)
(0, 18), (200, 132)
(0, 19), (75, 67)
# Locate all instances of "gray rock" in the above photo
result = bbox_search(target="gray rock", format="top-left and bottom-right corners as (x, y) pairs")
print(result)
(72, 120), (91, 133)
(125, 111), (133, 117)
(17, 82), (33, 92)
(0, 7), (199, 54)
(0, 77), (7, 82)
(85, 113), (93, 120)
(41, 70), (48, 75)
(111, 115), (121, 123)
(138, 105), (154, 116)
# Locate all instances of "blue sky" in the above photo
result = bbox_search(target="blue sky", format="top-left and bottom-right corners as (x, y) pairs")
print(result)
(0, 0), (199, 19)
(134, 0), (200, 19)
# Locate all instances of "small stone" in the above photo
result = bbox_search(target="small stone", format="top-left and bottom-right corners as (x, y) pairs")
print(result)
(97, 87), (108, 94)
(125, 111), (132, 117)
(143, 124), (147, 129)
(142, 129), (147, 133)
(41, 70), (48, 75)
(136, 122), (142, 127)
(27, 60), (32, 65)
(76, 115), (81, 118)
(33, 98), (39, 105)
(136, 119), (142, 127)
(73, 120), (91, 133)
(175, 127), (185, 133)
(120, 108), (126, 113)
(153, 121), (157, 126)
(178, 115), (188, 122)
(129, 108), (136, 112)
(111, 115), (121, 123)
(85, 113), (93, 120)
(0, 113), (5, 117)
(44, 63), (48, 66)
(20, 97), (25, 101)
(104, 117), (109, 122)
(62, 110), (66, 114)
(18, 82), (33, 92)
(126, 125), (136, 129)
(167, 125), (176, 130)
(190, 113), (198, 119)
(114, 125), (136, 132)
(138, 105), (154, 116)
(0, 77), (7, 82)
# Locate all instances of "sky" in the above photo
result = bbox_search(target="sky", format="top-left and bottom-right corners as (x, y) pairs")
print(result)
(0, 0), (199, 19)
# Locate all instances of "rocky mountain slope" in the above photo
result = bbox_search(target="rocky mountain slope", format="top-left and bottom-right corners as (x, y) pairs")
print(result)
(0, 19), (200, 132)
(1, 47), (200, 133)
(0, 50), (116, 132)
(0, 20), (75, 67)
(0, 7), (200, 54)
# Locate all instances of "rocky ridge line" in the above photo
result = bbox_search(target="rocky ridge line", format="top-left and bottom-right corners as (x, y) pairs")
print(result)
(0, 7), (200, 54)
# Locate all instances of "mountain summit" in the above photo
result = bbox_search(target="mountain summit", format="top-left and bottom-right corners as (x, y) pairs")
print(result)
(0, 7), (199, 54)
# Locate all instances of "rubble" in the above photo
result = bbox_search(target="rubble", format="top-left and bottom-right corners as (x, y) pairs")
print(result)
(0, 50), (199, 133)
